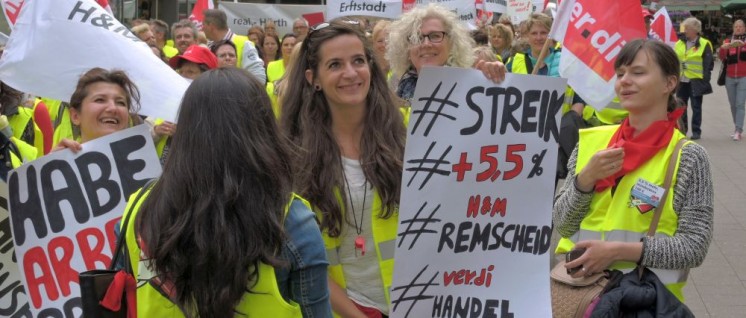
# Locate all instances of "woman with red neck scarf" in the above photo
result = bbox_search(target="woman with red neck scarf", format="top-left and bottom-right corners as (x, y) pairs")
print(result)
(553, 39), (714, 303)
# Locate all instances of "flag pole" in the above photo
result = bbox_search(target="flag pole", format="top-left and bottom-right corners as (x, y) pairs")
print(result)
(531, 37), (552, 75)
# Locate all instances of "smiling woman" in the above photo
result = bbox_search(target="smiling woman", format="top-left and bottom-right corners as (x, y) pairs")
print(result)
(53, 68), (141, 152)
(554, 40), (714, 309)
(387, 4), (506, 104)
(280, 20), (406, 318)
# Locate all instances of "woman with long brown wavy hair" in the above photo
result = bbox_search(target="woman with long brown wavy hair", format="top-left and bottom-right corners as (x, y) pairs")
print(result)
(281, 20), (406, 318)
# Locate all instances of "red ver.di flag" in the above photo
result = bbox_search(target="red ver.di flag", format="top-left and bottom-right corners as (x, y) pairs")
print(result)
(190, 0), (214, 29)
(549, 0), (646, 109)
(649, 7), (677, 47)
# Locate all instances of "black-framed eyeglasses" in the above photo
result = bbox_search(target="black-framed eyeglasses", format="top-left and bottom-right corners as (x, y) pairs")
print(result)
(413, 31), (447, 44)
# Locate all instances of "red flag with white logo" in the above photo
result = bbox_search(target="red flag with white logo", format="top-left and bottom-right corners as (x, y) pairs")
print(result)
(548, 0), (647, 110)
(649, 7), (677, 47)
(189, 0), (215, 30)
(1, 0), (26, 27)
(96, 0), (112, 15)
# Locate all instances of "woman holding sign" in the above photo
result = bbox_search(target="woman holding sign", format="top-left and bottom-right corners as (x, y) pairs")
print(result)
(123, 68), (331, 317)
(281, 20), (405, 318)
(554, 39), (713, 304)
(386, 4), (506, 105)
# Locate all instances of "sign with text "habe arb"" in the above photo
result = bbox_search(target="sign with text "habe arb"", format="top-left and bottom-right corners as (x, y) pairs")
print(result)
(8, 125), (161, 317)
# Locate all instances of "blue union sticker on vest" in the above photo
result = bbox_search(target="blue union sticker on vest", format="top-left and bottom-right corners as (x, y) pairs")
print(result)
(629, 178), (666, 214)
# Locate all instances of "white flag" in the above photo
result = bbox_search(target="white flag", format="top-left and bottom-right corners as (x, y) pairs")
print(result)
(0, 0), (188, 122)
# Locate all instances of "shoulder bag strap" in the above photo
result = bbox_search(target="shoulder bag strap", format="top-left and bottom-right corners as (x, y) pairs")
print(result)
(638, 138), (687, 277)
(108, 178), (157, 271)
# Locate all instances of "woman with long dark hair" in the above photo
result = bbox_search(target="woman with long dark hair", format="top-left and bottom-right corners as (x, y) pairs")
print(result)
(122, 68), (331, 317)
(281, 20), (406, 317)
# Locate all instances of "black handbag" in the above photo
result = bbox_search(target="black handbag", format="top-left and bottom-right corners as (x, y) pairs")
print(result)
(79, 179), (155, 318)
(718, 61), (727, 86)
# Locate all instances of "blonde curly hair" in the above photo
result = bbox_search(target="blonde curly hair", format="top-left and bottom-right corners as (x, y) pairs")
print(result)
(386, 3), (475, 76)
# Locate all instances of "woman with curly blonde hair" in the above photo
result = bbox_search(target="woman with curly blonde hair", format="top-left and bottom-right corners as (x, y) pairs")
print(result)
(490, 23), (514, 62)
(387, 3), (506, 104)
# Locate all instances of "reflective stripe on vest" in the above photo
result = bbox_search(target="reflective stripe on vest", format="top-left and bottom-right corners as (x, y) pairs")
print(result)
(122, 188), (304, 317)
(675, 38), (711, 80)
(318, 189), (397, 317)
(556, 125), (690, 301)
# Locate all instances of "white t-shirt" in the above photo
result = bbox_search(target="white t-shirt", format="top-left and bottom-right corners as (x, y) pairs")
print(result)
(338, 157), (388, 314)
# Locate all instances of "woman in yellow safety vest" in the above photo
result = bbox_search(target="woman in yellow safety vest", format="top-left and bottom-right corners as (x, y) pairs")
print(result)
(124, 68), (331, 317)
(281, 20), (406, 318)
(53, 68), (142, 152)
(267, 34), (298, 86)
(554, 39), (714, 305)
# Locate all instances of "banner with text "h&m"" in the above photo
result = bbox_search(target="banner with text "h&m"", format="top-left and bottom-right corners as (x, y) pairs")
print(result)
(0, 0), (188, 123)
(390, 67), (565, 318)
(8, 125), (161, 317)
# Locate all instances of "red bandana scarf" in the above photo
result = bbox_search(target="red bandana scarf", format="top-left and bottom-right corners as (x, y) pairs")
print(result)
(595, 108), (685, 193)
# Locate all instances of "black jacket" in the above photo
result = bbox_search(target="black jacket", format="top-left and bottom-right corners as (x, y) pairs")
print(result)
(591, 268), (694, 318)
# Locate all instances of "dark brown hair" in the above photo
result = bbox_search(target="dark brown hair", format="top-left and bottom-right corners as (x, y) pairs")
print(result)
(280, 20), (406, 237)
(69, 67), (141, 114)
(614, 39), (680, 112)
(137, 68), (291, 317)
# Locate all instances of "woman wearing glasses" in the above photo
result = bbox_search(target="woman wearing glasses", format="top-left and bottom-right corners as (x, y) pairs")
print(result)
(387, 4), (506, 104)
(281, 20), (406, 318)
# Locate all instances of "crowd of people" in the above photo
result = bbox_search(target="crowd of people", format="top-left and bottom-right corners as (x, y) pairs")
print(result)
(0, 3), (716, 318)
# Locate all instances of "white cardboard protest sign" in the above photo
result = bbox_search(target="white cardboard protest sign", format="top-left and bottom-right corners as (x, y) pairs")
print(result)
(484, 0), (507, 14)
(390, 67), (563, 318)
(7, 125), (161, 317)
(0, 0), (188, 123)
(507, 0), (532, 24)
(220, 2), (326, 38)
(326, 0), (402, 20)
(0, 180), (32, 317)
(415, 0), (478, 29)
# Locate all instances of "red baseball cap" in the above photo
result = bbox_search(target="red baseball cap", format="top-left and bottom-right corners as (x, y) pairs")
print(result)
(642, 8), (654, 20)
(169, 45), (218, 70)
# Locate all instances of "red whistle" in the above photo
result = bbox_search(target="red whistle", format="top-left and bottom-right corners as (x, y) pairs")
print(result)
(355, 236), (366, 256)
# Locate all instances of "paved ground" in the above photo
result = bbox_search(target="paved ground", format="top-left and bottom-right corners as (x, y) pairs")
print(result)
(553, 60), (746, 317)
(677, 61), (746, 318)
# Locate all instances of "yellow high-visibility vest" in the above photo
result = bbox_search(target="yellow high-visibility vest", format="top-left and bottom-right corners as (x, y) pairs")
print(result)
(556, 125), (690, 301)
(123, 188), (306, 317)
